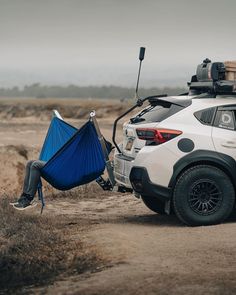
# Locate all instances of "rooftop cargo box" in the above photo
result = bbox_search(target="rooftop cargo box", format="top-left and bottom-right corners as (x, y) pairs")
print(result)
(224, 61), (236, 81)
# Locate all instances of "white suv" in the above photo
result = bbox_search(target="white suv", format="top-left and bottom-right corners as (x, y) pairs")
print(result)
(113, 60), (236, 226)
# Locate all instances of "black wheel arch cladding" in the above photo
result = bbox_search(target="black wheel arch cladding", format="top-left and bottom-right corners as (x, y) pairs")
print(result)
(169, 149), (236, 188)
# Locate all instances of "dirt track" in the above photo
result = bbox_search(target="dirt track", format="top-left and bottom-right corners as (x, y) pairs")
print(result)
(33, 194), (236, 295)
(1, 98), (236, 294)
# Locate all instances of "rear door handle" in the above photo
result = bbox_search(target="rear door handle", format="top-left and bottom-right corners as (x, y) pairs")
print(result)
(221, 140), (236, 148)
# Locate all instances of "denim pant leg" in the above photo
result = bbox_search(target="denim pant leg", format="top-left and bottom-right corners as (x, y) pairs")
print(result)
(24, 160), (46, 199)
(22, 160), (34, 193)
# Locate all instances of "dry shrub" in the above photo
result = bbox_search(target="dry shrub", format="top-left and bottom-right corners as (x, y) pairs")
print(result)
(15, 162), (25, 189)
(3, 145), (29, 160)
(0, 196), (109, 292)
(0, 98), (130, 120)
(0, 197), (64, 290)
(13, 145), (29, 160)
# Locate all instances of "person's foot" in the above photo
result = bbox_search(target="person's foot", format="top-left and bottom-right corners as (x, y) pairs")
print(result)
(9, 193), (27, 206)
(13, 196), (36, 210)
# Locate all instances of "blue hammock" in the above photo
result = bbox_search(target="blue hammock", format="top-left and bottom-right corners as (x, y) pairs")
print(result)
(37, 116), (106, 211)
(39, 117), (78, 162)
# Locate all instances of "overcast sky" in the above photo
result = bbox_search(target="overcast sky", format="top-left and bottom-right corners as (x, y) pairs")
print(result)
(1, 0), (236, 87)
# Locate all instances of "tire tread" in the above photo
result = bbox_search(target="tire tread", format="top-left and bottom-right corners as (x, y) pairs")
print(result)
(173, 165), (235, 226)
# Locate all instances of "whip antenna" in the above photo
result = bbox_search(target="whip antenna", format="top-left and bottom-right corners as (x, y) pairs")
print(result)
(135, 47), (146, 99)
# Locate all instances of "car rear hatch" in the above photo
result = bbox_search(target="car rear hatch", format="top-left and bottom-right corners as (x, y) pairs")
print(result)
(121, 96), (191, 159)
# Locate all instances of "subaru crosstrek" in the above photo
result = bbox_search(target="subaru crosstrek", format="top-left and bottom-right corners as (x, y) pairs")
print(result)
(113, 59), (236, 226)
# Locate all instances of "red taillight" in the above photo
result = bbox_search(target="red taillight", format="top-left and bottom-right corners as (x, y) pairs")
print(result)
(136, 128), (182, 145)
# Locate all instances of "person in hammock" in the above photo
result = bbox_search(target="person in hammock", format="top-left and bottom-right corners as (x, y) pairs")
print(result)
(11, 158), (112, 210)
(11, 160), (46, 210)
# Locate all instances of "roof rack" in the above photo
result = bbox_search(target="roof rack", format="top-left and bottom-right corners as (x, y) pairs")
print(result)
(188, 59), (236, 96)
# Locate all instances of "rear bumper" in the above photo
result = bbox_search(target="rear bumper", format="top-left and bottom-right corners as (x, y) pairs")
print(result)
(113, 153), (134, 188)
(129, 167), (172, 202)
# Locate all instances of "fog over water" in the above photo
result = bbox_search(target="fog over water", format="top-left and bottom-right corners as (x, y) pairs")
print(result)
(1, 0), (236, 87)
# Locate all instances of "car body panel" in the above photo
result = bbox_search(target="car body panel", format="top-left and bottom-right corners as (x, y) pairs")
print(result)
(113, 95), (236, 190)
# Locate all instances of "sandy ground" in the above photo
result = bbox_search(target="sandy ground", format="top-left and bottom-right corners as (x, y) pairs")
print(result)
(32, 196), (236, 295)
(1, 98), (236, 294)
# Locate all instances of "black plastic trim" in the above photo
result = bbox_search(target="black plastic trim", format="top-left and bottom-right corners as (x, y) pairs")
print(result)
(148, 96), (192, 108)
(218, 105), (236, 111)
(129, 167), (171, 202)
(169, 150), (236, 188)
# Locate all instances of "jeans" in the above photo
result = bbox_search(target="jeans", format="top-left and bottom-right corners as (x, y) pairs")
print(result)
(23, 160), (46, 199)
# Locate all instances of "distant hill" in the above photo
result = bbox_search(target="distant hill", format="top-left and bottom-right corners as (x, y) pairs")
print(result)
(0, 84), (187, 99)
(0, 64), (193, 89)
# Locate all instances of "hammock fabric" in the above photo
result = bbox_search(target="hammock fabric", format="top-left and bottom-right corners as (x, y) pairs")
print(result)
(37, 117), (106, 211)
(39, 117), (78, 162)
(41, 120), (106, 190)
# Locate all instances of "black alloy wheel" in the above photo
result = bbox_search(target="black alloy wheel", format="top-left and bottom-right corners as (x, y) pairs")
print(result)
(188, 179), (222, 215)
(173, 165), (235, 226)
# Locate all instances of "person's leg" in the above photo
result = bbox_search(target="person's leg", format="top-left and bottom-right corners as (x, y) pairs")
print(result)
(10, 160), (34, 205)
(14, 160), (46, 210)
(22, 160), (34, 194)
(25, 160), (46, 199)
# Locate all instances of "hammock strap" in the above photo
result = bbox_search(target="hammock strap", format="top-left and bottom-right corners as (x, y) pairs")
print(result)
(37, 179), (45, 214)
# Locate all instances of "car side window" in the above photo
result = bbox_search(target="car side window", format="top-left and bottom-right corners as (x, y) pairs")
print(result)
(194, 107), (216, 125)
(214, 110), (236, 130)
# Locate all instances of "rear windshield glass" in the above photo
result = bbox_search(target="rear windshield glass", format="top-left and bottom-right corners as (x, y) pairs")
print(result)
(130, 104), (183, 124)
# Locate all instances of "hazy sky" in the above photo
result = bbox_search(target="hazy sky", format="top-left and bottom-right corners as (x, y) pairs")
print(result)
(1, 0), (236, 87)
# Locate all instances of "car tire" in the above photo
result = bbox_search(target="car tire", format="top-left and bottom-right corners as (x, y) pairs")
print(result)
(173, 165), (235, 226)
(141, 195), (166, 214)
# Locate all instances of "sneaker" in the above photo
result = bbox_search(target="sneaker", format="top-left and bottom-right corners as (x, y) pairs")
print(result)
(9, 193), (27, 206)
(13, 196), (36, 211)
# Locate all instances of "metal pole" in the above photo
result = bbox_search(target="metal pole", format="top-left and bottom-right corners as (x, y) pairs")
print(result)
(135, 60), (142, 100)
(53, 109), (63, 120)
(90, 111), (116, 187)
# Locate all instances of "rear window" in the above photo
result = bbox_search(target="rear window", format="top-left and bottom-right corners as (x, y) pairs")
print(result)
(130, 104), (183, 124)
